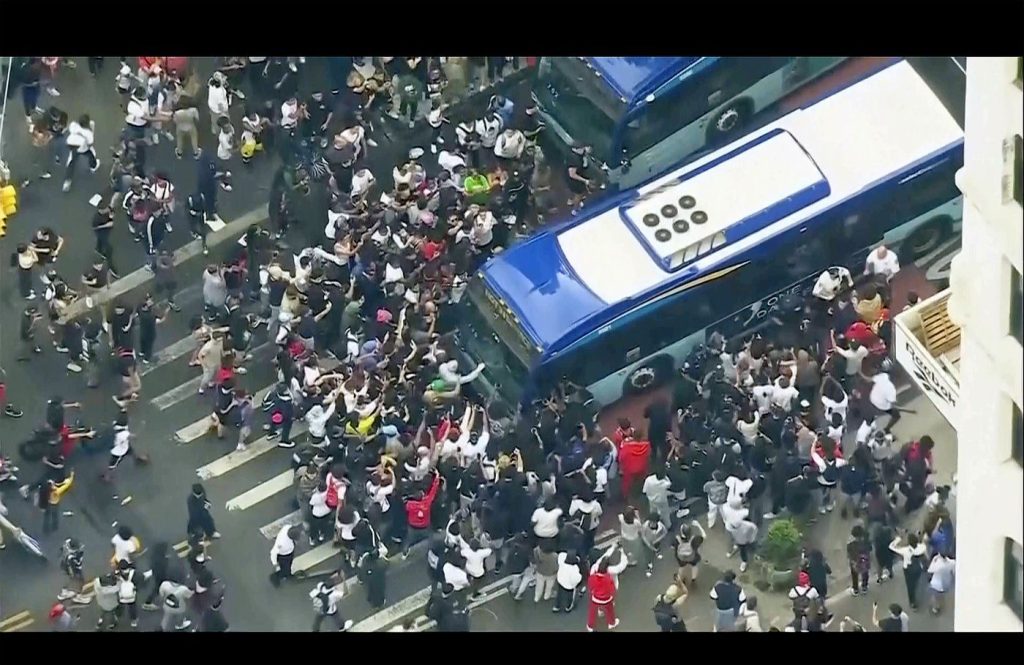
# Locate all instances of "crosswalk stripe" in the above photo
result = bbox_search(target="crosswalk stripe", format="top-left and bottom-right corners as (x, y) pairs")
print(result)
(0, 617), (34, 632)
(177, 384), (273, 443)
(225, 470), (293, 511)
(140, 335), (198, 376)
(0, 611), (31, 630)
(150, 341), (274, 411)
(293, 541), (340, 574)
(259, 509), (304, 541)
(196, 435), (281, 479)
(151, 376), (204, 410)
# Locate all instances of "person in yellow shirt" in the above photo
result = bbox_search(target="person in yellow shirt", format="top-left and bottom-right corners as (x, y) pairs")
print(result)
(854, 283), (884, 326)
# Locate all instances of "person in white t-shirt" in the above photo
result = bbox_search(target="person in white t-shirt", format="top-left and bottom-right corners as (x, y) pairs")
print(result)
(493, 127), (525, 160)
(864, 245), (900, 283)
(216, 117), (235, 162)
(62, 114), (99, 193)
(351, 168), (375, 198)
(868, 371), (900, 432)
(207, 76), (230, 135)
(831, 333), (870, 386)
(124, 87), (151, 142)
(279, 97), (300, 132)
(770, 376), (799, 414)
(531, 498), (563, 540)
(812, 266), (853, 302)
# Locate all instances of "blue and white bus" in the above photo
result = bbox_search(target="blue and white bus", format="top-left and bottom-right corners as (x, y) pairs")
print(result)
(534, 56), (847, 189)
(459, 60), (964, 409)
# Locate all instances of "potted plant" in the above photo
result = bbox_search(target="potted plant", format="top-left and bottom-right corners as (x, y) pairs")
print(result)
(756, 519), (803, 591)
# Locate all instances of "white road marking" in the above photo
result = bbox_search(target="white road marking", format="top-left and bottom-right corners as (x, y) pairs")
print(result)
(179, 356), (340, 443)
(197, 435), (281, 479)
(259, 510), (304, 541)
(151, 376), (204, 410)
(140, 335), (199, 376)
(225, 470), (293, 511)
(152, 341), (274, 411)
(292, 541), (340, 574)
(206, 217), (227, 232)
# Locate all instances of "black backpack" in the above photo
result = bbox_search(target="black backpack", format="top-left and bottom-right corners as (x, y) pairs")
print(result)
(312, 585), (334, 615)
(653, 601), (677, 629)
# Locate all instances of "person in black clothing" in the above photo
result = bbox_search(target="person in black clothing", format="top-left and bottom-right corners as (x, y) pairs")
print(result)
(153, 250), (179, 312)
(136, 295), (166, 363)
(109, 301), (136, 351)
(199, 595), (229, 632)
(141, 542), (173, 610)
(187, 483), (220, 541)
(18, 306), (44, 361)
(359, 548), (387, 609)
(644, 397), (672, 466)
(91, 201), (117, 274)
(186, 193), (209, 254)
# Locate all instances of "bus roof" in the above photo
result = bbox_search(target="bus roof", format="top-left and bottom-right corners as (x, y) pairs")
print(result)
(587, 57), (702, 104)
(480, 60), (964, 354)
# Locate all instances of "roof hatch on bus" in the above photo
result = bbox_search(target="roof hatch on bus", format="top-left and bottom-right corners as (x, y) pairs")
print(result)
(622, 129), (831, 270)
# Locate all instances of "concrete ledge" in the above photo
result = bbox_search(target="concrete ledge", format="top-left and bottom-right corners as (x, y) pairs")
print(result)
(60, 205), (267, 323)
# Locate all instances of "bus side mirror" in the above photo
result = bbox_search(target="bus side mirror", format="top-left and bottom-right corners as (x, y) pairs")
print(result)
(620, 148), (631, 173)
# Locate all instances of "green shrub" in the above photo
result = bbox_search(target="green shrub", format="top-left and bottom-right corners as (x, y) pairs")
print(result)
(760, 519), (802, 569)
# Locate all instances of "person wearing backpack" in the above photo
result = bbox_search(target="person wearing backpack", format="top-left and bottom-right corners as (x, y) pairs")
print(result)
(709, 570), (746, 632)
(569, 488), (602, 555)
(158, 578), (194, 632)
(652, 584), (687, 632)
(673, 520), (706, 590)
(94, 572), (121, 630)
(787, 570), (820, 621)
(811, 435), (845, 514)
(846, 525), (873, 596)
(115, 559), (140, 629)
(554, 550), (583, 613)
(310, 573), (354, 632)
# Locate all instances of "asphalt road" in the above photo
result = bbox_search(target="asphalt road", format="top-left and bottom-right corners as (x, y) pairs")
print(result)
(0, 58), (534, 632)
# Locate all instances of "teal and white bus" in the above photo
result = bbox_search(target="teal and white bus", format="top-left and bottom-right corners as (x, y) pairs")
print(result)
(459, 60), (964, 409)
(534, 56), (848, 188)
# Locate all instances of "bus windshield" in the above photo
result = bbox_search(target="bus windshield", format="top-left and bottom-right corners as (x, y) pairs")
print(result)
(456, 278), (536, 404)
(536, 58), (622, 163)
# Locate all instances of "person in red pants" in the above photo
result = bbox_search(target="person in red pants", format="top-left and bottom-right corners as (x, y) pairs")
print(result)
(586, 558), (620, 631)
(618, 434), (651, 500)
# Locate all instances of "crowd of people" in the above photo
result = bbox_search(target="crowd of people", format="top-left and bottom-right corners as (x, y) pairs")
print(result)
(0, 56), (956, 633)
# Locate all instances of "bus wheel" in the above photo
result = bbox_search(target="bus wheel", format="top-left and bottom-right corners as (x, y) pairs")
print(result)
(709, 99), (751, 138)
(623, 356), (672, 395)
(903, 215), (951, 260)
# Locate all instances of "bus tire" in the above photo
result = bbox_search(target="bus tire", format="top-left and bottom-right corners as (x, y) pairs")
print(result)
(623, 356), (673, 395)
(708, 98), (752, 140)
(902, 215), (952, 261)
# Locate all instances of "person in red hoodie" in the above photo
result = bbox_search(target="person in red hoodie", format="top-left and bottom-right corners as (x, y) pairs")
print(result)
(403, 469), (440, 558)
(586, 558), (620, 631)
(618, 434), (651, 500)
